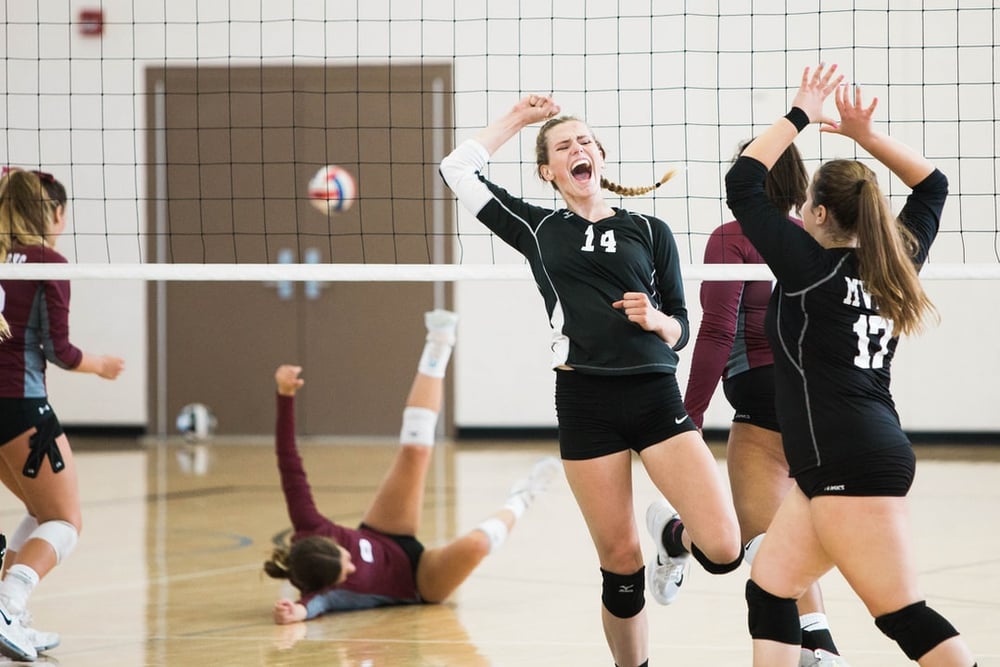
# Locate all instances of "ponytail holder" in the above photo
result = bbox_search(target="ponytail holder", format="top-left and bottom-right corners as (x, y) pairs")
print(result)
(784, 107), (810, 133)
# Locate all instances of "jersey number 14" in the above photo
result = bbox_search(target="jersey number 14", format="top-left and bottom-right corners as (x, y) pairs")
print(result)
(581, 226), (617, 253)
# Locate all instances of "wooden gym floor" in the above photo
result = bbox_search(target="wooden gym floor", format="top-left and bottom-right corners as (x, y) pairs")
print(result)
(1, 436), (997, 666)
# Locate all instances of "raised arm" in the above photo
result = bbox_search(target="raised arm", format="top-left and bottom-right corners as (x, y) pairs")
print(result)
(741, 63), (843, 169)
(274, 365), (328, 534)
(474, 95), (560, 155)
(821, 83), (935, 188)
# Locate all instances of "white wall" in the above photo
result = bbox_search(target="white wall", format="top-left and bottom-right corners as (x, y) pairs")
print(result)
(2, 1), (997, 431)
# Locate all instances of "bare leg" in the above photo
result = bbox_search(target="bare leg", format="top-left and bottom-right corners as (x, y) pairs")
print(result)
(727, 423), (828, 635)
(416, 512), (508, 603)
(641, 431), (742, 563)
(416, 456), (559, 603)
(749, 487), (833, 667)
(563, 451), (648, 667)
(0, 431), (81, 583)
(361, 310), (456, 536)
(812, 496), (975, 667)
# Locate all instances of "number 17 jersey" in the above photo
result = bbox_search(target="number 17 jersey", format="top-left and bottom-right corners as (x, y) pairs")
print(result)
(726, 157), (947, 475)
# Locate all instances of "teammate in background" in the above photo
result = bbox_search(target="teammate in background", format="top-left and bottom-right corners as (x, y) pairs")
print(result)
(726, 64), (977, 667)
(0, 168), (126, 661)
(685, 143), (849, 667)
(441, 96), (742, 667)
(264, 310), (559, 624)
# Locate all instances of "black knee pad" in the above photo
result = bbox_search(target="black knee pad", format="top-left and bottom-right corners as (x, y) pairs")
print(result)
(692, 542), (744, 574)
(875, 601), (959, 661)
(601, 567), (646, 619)
(746, 579), (801, 645)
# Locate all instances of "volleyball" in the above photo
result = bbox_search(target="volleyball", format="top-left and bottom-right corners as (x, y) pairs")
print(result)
(308, 164), (356, 214)
(176, 402), (217, 442)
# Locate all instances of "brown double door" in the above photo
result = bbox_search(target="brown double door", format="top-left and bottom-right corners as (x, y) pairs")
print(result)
(145, 64), (453, 436)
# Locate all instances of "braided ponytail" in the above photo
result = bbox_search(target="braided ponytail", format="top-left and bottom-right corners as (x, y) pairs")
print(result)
(601, 169), (678, 197)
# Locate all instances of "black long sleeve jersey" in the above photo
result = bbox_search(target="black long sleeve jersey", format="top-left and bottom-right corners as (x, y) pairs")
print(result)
(441, 139), (689, 376)
(726, 156), (947, 475)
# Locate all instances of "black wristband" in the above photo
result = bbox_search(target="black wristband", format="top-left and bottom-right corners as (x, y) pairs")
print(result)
(784, 107), (810, 133)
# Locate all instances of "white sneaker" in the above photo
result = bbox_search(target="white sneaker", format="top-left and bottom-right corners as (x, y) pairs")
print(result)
(645, 498), (689, 605)
(0, 600), (37, 662)
(744, 533), (765, 566)
(424, 309), (459, 345)
(508, 456), (561, 505)
(800, 648), (850, 667)
(20, 612), (59, 653)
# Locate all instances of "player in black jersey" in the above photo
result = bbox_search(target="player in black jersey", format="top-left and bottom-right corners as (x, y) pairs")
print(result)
(726, 64), (977, 667)
(441, 95), (743, 667)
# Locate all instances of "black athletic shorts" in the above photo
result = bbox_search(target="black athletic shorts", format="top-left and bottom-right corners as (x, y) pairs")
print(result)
(722, 366), (780, 432)
(555, 370), (698, 461)
(0, 397), (64, 445)
(358, 523), (426, 576)
(0, 397), (67, 478)
(795, 446), (916, 498)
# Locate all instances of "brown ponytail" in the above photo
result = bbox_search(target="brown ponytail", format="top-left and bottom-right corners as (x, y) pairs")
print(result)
(812, 160), (937, 335)
(262, 535), (344, 595)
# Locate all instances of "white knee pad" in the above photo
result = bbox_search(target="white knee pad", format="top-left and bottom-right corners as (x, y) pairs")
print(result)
(30, 520), (78, 564)
(399, 407), (438, 447)
(8, 515), (39, 552)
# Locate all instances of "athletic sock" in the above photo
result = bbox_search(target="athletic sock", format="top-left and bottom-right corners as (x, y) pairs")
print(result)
(476, 517), (510, 553)
(662, 517), (688, 557)
(0, 564), (40, 616)
(800, 612), (839, 655)
(418, 340), (453, 378)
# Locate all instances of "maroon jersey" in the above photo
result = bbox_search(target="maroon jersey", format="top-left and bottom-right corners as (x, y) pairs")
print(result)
(275, 394), (421, 616)
(0, 245), (82, 398)
(683, 220), (791, 428)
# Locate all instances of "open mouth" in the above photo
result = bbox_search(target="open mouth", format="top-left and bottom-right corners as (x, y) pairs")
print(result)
(571, 159), (592, 182)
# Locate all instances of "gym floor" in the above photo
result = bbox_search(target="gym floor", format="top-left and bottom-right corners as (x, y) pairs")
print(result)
(3, 436), (998, 666)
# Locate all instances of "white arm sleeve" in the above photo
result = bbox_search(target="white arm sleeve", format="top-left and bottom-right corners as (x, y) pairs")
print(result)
(439, 139), (494, 216)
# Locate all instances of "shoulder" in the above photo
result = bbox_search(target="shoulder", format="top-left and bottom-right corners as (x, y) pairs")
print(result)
(710, 220), (743, 238)
(621, 208), (670, 231)
(16, 245), (68, 264)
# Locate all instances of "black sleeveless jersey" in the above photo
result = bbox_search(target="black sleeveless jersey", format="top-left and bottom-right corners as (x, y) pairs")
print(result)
(441, 139), (689, 376)
(726, 157), (947, 475)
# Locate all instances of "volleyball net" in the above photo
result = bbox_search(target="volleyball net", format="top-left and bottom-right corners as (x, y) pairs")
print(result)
(2, 2), (999, 282)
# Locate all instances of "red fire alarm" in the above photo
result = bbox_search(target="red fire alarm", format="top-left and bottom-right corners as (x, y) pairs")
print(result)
(79, 9), (104, 36)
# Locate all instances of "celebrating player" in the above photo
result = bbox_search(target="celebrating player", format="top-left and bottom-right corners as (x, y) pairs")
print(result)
(441, 96), (742, 667)
(685, 141), (849, 667)
(726, 64), (978, 667)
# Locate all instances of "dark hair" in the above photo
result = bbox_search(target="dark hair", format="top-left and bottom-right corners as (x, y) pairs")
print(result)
(810, 159), (935, 335)
(535, 116), (675, 196)
(262, 535), (344, 595)
(737, 139), (809, 214)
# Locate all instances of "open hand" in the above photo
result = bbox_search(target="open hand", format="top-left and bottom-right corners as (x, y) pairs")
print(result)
(790, 63), (844, 127)
(821, 82), (878, 141)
